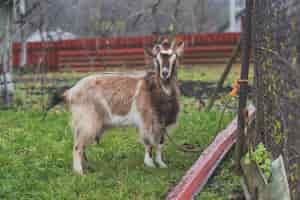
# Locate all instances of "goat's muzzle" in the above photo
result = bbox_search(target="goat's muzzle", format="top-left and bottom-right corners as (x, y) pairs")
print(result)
(161, 67), (170, 81)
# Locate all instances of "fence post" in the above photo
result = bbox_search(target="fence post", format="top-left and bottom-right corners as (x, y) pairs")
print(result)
(234, 0), (253, 174)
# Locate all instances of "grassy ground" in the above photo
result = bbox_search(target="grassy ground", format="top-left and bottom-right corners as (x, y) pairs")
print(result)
(0, 65), (243, 200)
(178, 64), (241, 83)
(178, 64), (253, 84)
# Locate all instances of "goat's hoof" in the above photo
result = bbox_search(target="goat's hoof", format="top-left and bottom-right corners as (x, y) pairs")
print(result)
(73, 165), (84, 175)
(144, 159), (156, 168)
(74, 169), (84, 175)
(157, 161), (168, 168)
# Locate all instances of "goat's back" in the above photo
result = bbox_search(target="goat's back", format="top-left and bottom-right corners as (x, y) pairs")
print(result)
(65, 74), (142, 117)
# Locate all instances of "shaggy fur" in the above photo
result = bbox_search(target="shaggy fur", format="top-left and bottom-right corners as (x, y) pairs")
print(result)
(143, 72), (180, 127)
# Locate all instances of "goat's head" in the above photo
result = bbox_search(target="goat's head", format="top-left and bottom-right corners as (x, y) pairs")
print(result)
(146, 39), (184, 82)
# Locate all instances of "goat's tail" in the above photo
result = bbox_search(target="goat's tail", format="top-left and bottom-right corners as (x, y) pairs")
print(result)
(42, 86), (70, 120)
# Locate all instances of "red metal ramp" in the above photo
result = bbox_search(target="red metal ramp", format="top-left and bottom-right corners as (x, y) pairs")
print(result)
(166, 105), (256, 200)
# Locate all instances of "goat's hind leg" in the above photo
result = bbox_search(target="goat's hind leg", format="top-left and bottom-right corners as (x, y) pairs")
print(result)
(73, 131), (98, 174)
(72, 122), (103, 174)
(83, 129), (104, 172)
(73, 135), (85, 175)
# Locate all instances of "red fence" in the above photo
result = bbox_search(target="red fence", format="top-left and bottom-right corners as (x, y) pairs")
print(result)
(12, 32), (241, 72)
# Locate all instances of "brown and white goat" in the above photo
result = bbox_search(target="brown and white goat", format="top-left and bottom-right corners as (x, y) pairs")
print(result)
(58, 40), (184, 174)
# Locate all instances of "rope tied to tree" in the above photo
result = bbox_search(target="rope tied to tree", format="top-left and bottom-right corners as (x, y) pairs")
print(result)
(229, 79), (249, 97)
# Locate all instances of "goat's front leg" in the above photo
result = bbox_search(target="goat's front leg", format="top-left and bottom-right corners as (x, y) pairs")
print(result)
(155, 135), (167, 168)
(144, 143), (156, 168)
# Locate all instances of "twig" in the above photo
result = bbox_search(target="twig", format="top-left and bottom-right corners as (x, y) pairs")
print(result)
(258, 47), (295, 69)
(216, 96), (232, 133)
(240, 177), (252, 200)
(206, 39), (241, 111)
(166, 132), (202, 153)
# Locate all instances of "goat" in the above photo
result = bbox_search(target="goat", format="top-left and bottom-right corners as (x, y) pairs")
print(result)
(50, 40), (184, 174)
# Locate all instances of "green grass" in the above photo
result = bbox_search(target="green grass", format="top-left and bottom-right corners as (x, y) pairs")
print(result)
(178, 64), (240, 82)
(196, 153), (241, 200)
(0, 65), (245, 199)
(0, 98), (239, 200)
(178, 64), (253, 84)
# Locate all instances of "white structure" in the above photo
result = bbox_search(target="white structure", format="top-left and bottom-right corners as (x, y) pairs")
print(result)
(0, 73), (14, 95)
(228, 0), (245, 32)
(26, 28), (77, 42)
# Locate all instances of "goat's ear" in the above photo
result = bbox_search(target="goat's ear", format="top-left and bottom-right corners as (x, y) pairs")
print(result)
(175, 41), (184, 57)
(145, 47), (154, 57)
(152, 44), (161, 56)
(144, 45), (160, 57)
(170, 39), (177, 50)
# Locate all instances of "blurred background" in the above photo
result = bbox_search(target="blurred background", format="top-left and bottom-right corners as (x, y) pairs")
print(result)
(1, 1), (299, 199)
(0, 1), (247, 199)
(0, 0), (245, 40)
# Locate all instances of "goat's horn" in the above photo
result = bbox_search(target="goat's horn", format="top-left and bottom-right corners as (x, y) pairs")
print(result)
(162, 38), (169, 43)
(171, 39), (177, 50)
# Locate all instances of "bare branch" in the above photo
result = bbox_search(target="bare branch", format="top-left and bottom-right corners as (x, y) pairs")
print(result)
(174, 0), (181, 20)
(151, 0), (162, 15)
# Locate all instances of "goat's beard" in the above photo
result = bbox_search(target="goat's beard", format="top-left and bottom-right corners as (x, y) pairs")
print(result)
(160, 74), (172, 84)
